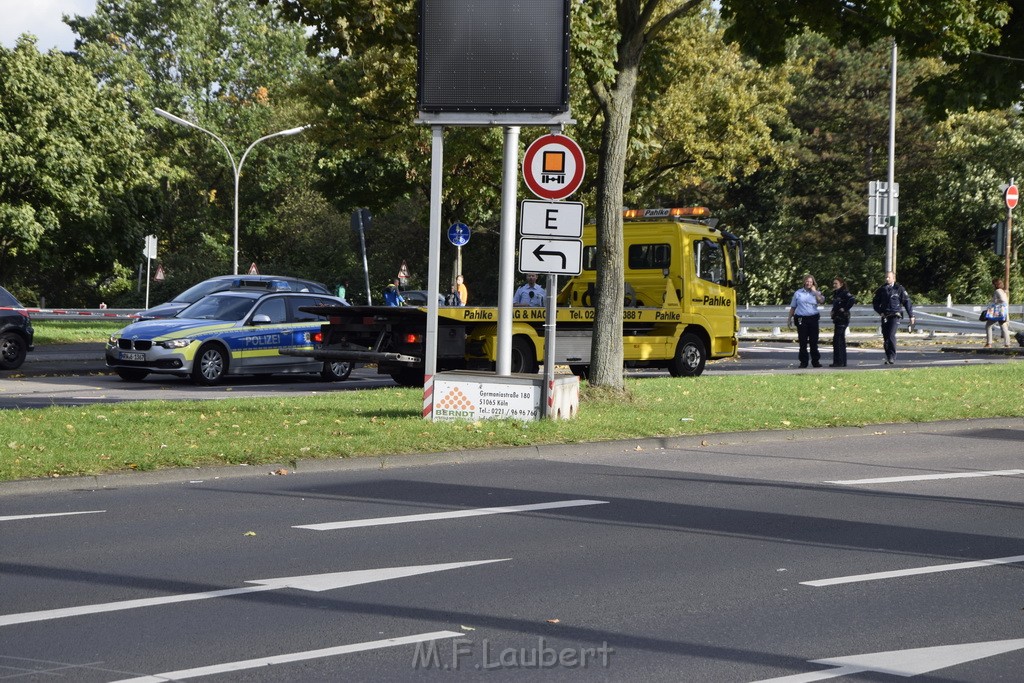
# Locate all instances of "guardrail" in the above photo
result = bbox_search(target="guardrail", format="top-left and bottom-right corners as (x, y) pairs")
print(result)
(737, 304), (1024, 336)
(23, 303), (1024, 336)
(24, 308), (138, 321)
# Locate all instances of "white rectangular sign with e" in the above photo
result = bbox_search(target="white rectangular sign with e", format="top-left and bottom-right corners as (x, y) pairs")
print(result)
(520, 200), (584, 238)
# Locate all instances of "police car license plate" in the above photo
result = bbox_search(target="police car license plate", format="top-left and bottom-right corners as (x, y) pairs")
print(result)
(119, 352), (145, 362)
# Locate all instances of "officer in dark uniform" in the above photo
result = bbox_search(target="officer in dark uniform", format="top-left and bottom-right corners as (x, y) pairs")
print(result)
(871, 271), (914, 364)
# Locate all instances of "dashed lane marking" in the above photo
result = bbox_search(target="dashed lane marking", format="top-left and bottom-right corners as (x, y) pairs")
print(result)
(293, 499), (609, 531)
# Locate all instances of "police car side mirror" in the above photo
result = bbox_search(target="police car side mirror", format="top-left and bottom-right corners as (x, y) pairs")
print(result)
(251, 314), (272, 325)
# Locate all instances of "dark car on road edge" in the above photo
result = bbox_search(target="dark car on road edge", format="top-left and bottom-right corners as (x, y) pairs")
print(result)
(0, 286), (34, 371)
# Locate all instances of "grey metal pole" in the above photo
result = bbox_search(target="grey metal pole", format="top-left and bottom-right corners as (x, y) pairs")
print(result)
(886, 40), (898, 275)
(235, 126), (308, 276)
(357, 216), (371, 305)
(423, 125), (445, 416)
(496, 126), (520, 376)
(542, 275), (557, 417)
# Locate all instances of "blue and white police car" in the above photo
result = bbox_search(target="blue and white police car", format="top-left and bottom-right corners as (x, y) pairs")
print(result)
(106, 281), (350, 385)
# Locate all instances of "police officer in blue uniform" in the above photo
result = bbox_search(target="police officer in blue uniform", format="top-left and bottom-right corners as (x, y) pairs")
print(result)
(787, 274), (825, 368)
(871, 271), (915, 364)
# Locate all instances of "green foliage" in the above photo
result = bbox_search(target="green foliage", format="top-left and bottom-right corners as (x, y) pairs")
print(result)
(70, 0), (349, 304)
(0, 36), (156, 306)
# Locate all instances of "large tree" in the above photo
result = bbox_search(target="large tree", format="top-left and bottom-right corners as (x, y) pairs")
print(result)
(68, 0), (347, 302)
(575, 0), (1010, 389)
(0, 37), (155, 305)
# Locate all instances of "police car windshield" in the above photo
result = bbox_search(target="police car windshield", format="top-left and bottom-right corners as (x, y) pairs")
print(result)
(178, 294), (256, 321)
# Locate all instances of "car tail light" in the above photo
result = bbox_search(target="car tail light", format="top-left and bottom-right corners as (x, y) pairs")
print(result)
(404, 333), (422, 344)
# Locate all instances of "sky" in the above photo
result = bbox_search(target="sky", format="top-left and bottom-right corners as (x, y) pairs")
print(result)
(0, 0), (97, 51)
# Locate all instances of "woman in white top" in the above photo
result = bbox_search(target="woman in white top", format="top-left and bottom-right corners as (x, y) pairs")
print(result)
(985, 277), (1011, 348)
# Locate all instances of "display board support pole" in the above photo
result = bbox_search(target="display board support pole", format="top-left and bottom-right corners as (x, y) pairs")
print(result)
(496, 126), (520, 376)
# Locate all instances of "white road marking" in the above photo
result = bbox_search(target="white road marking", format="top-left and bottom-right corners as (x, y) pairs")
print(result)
(294, 499), (608, 531)
(826, 469), (1024, 485)
(752, 637), (1024, 682)
(0, 510), (105, 522)
(109, 631), (462, 682)
(0, 559), (508, 627)
(802, 554), (1024, 587)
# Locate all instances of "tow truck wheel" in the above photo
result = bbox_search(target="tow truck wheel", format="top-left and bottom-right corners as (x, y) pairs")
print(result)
(389, 368), (424, 387)
(668, 332), (706, 377)
(116, 368), (149, 382)
(192, 343), (228, 385)
(569, 365), (589, 380)
(511, 336), (538, 374)
(321, 360), (353, 381)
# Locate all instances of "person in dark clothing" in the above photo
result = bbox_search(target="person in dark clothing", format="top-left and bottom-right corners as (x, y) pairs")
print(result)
(787, 274), (825, 368)
(829, 276), (856, 367)
(871, 271), (915, 365)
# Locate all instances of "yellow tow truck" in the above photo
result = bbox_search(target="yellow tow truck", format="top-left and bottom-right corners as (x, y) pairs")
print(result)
(299, 207), (742, 385)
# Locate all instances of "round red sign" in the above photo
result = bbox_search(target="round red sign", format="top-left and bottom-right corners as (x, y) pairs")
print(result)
(1006, 184), (1019, 210)
(522, 134), (585, 201)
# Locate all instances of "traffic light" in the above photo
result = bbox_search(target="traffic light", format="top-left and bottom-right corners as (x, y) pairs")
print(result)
(993, 221), (1007, 256)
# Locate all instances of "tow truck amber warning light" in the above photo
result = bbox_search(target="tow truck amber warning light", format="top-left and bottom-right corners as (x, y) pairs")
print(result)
(623, 207), (710, 219)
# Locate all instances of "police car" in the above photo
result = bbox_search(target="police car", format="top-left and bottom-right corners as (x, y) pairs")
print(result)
(105, 280), (351, 385)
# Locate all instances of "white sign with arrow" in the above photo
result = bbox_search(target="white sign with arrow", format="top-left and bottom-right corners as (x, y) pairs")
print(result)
(518, 237), (583, 275)
(753, 637), (1024, 682)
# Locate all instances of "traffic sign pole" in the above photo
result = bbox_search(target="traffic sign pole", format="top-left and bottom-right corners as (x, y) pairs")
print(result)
(1005, 180), (1016, 319)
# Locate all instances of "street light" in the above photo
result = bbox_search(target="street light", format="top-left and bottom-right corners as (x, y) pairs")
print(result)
(154, 107), (310, 274)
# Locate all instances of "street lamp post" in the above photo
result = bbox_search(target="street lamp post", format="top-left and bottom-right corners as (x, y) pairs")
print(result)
(154, 108), (309, 274)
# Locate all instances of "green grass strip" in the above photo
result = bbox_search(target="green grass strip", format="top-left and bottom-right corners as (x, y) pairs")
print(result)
(2, 363), (1021, 481)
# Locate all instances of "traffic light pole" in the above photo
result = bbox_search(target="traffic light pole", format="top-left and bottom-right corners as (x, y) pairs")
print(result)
(885, 40), (898, 275)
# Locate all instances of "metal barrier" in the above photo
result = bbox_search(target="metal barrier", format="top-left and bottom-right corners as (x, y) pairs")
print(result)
(737, 304), (1024, 336)
(24, 308), (138, 321)
(24, 303), (1023, 335)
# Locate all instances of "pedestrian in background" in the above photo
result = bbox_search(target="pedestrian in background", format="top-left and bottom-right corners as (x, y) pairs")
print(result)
(871, 270), (915, 364)
(829, 276), (856, 367)
(456, 274), (468, 307)
(787, 274), (825, 368)
(984, 277), (1010, 348)
(383, 279), (405, 306)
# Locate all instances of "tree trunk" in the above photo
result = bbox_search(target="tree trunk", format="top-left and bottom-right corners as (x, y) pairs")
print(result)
(589, 64), (639, 390)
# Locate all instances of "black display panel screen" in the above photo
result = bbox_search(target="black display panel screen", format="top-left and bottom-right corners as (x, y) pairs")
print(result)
(419, 0), (570, 113)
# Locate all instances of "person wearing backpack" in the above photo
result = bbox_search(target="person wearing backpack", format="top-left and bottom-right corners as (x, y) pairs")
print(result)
(871, 271), (915, 365)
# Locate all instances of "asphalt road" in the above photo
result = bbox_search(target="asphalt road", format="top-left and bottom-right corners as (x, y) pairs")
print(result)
(2, 419), (1023, 681)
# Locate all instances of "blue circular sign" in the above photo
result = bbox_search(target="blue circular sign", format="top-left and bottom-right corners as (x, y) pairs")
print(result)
(448, 222), (470, 247)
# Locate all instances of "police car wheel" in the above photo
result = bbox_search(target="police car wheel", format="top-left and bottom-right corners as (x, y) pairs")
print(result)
(669, 332), (706, 377)
(322, 360), (353, 381)
(116, 368), (149, 382)
(192, 343), (228, 385)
